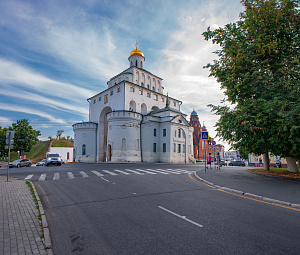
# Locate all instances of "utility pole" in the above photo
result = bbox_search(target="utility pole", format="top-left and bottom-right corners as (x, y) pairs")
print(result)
(5, 131), (15, 182)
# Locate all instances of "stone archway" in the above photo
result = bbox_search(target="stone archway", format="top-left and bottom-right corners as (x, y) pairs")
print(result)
(98, 106), (112, 162)
(129, 100), (136, 111)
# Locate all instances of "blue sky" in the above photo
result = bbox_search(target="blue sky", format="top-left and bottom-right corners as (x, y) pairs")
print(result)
(0, 0), (243, 146)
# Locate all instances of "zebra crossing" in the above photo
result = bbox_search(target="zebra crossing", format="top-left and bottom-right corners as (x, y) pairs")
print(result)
(24, 168), (192, 181)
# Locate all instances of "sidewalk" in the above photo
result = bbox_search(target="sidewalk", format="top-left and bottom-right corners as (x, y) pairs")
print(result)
(0, 176), (52, 255)
(195, 166), (300, 205)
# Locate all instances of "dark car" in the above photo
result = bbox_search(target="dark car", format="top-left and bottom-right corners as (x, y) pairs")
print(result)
(9, 159), (32, 168)
(229, 160), (246, 166)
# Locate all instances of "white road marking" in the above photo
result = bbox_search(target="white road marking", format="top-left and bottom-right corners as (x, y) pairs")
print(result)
(53, 173), (59, 180)
(103, 170), (118, 176)
(101, 177), (110, 182)
(25, 174), (33, 180)
(115, 170), (130, 175)
(91, 170), (104, 177)
(158, 206), (203, 228)
(144, 169), (169, 174)
(136, 169), (157, 174)
(67, 172), (75, 179)
(125, 169), (144, 175)
(79, 171), (89, 178)
(160, 169), (182, 174)
(39, 174), (46, 181)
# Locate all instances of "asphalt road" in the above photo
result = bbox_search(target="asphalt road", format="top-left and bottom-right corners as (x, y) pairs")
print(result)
(2, 163), (300, 254)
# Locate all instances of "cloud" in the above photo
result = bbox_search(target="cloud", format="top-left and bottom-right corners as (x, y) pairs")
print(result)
(0, 103), (66, 124)
(0, 116), (13, 126)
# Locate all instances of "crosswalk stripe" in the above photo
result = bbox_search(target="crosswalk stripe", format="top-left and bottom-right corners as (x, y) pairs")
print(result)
(125, 169), (144, 175)
(174, 169), (190, 173)
(91, 170), (104, 177)
(53, 173), (59, 180)
(144, 169), (169, 174)
(115, 170), (130, 175)
(159, 169), (182, 174)
(136, 169), (157, 174)
(103, 170), (118, 176)
(25, 174), (34, 180)
(39, 174), (46, 181)
(79, 171), (88, 178)
(68, 172), (75, 179)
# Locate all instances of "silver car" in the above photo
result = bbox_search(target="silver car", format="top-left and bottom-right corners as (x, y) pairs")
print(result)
(45, 154), (62, 166)
(9, 159), (32, 168)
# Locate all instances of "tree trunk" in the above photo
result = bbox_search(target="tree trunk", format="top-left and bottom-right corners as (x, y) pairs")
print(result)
(286, 157), (299, 173)
(263, 153), (269, 171)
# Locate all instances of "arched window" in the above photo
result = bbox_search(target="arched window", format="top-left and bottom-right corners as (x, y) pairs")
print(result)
(82, 144), (86, 155)
(136, 60), (138, 67)
(141, 103), (147, 114)
(140, 61), (143, 68)
(130, 61), (133, 67)
(122, 138), (126, 151)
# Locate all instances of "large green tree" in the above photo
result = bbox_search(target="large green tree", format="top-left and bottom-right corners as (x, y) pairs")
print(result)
(203, 0), (300, 172)
(12, 119), (41, 156)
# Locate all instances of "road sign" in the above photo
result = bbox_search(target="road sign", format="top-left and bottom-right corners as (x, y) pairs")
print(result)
(201, 131), (209, 140)
(212, 141), (216, 146)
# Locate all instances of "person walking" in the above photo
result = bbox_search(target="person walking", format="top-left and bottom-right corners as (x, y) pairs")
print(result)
(207, 153), (212, 169)
(216, 152), (221, 169)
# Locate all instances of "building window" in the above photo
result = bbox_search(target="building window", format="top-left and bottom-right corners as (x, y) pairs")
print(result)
(175, 130), (177, 137)
(139, 89), (143, 95)
(122, 138), (126, 151)
(130, 87), (135, 92)
(141, 82), (144, 87)
(82, 144), (86, 155)
(152, 86), (155, 91)
(153, 143), (157, 153)
(117, 87), (121, 92)
(104, 94), (108, 104)
(163, 143), (166, 153)
(178, 144), (181, 153)
(147, 92), (151, 98)
(93, 99), (96, 104)
(161, 97), (165, 102)
(163, 129), (166, 137)
(178, 129), (181, 138)
(110, 90), (113, 96)
(154, 95), (158, 101)
(173, 102), (176, 106)
(147, 84), (150, 89)
(99, 96), (101, 101)
(174, 143), (176, 152)
(154, 128), (157, 137)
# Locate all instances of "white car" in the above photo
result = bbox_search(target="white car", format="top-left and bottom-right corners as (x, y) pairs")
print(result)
(45, 154), (62, 166)
(36, 159), (46, 166)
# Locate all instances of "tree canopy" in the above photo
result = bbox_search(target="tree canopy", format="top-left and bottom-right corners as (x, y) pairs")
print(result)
(203, 0), (300, 171)
(11, 119), (41, 155)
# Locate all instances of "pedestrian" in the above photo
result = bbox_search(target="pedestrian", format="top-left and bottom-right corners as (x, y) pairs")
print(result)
(276, 159), (282, 168)
(207, 153), (212, 169)
(216, 152), (221, 169)
(259, 158), (263, 167)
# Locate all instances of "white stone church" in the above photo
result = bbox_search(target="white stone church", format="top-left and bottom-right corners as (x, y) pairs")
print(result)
(73, 46), (194, 164)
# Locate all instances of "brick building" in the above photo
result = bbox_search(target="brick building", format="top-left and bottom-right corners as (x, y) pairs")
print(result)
(189, 110), (224, 161)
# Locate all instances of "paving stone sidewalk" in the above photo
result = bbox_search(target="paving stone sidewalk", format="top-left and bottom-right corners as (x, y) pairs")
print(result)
(0, 176), (51, 255)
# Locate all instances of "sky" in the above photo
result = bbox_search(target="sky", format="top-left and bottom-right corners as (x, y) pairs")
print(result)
(0, 0), (244, 148)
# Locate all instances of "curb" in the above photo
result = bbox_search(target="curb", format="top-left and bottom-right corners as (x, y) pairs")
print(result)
(29, 180), (53, 254)
(193, 171), (300, 209)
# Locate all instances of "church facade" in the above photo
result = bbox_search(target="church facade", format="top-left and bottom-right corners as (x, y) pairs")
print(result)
(73, 47), (194, 164)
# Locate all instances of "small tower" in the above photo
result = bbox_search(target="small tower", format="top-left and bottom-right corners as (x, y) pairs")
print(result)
(128, 43), (145, 69)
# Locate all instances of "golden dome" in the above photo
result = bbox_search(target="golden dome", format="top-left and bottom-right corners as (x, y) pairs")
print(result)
(130, 47), (144, 57)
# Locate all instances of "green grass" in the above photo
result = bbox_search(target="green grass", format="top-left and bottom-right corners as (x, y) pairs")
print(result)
(52, 139), (73, 147)
(9, 141), (51, 163)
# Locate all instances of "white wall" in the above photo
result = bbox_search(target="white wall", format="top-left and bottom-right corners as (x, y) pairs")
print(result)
(49, 147), (73, 163)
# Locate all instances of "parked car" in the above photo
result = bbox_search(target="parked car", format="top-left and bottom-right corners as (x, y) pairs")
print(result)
(36, 159), (46, 166)
(228, 160), (246, 166)
(9, 159), (32, 168)
(0, 162), (1, 168)
(45, 154), (62, 166)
